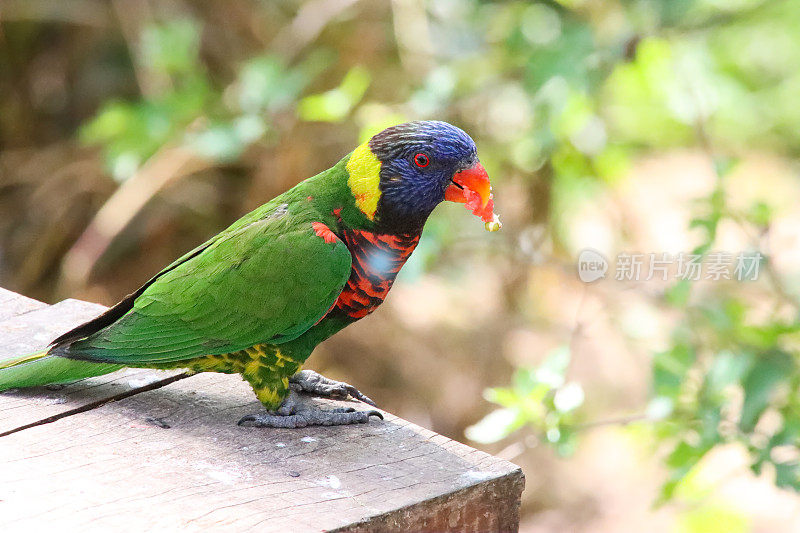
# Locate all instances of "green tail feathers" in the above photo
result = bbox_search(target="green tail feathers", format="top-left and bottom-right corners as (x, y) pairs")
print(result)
(0, 350), (122, 392)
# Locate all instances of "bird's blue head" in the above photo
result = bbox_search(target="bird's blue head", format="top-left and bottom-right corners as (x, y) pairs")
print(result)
(346, 121), (497, 233)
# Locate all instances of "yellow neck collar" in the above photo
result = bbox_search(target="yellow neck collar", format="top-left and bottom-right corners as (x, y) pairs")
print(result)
(345, 143), (382, 220)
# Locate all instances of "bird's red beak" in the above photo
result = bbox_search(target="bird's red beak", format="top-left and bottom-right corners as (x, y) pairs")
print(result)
(445, 162), (501, 230)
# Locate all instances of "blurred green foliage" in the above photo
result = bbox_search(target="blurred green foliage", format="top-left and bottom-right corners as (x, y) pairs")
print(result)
(651, 162), (800, 500)
(80, 19), (213, 179)
(443, 0), (800, 506)
(299, 65), (371, 122)
(466, 346), (584, 455)
(81, 19), (323, 179)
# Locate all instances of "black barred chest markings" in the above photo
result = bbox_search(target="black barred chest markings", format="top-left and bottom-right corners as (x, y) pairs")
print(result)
(333, 230), (420, 319)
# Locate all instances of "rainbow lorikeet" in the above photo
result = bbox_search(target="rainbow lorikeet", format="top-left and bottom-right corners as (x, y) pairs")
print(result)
(0, 121), (500, 428)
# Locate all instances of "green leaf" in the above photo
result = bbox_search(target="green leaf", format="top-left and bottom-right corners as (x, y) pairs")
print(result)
(464, 408), (523, 444)
(483, 386), (519, 408)
(704, 350), (752, 395)
(712, 155), (738, 178)
(747, 201), (773, 228)
(658, 440), (712, 504)
(535, 345), (570, 387)
(774, 462), (800, 490)
(140, 20), (202, 76)
(666, 440), (706, 470)
(553, 382), (584, 413)
(675, 503), (749, 533)
(298, 66), (371, 122)
(512, 367), (538, 392)
(739, 350), (794, 432)
(665, 279), (692, 307)
(185, 124), (244, 161)
(653, 343), (694, 398)
(237, 56), (309, 114)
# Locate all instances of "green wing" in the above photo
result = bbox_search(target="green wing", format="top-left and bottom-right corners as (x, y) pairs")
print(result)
(58, 208), (351, 365)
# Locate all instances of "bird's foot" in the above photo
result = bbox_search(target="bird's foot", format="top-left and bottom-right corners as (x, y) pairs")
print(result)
(288, 369), (377, 406)
(237, 390), (383, 428)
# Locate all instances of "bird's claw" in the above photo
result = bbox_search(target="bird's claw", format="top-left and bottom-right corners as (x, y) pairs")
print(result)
(238, 409), (382, 428)
(238, 389), (382, 428)
(289, 369), (377, 406)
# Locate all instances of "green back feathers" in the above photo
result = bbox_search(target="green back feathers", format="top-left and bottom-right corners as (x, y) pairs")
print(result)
(61, 209), (351, 365)
(39, 148), (385, 367)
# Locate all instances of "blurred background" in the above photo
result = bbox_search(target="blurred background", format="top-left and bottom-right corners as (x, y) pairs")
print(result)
(2, 0), (800, 531)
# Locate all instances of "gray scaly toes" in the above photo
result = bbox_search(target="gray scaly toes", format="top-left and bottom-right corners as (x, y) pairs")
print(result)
(238, 390), (383, 428)
(288, 369), (377, 406)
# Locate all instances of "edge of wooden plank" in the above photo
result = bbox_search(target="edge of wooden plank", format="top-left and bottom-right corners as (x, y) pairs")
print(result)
(0, 290), (526, 530)
(0, 297), (186, 431)
(0, 287), (48, 322)
(2, 370), (524, 532)
(0, 297), (106, 359)
(333, 466), (525, 532)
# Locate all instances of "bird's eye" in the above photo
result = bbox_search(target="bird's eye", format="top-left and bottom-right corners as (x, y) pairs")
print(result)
(414, 153), (430, 168)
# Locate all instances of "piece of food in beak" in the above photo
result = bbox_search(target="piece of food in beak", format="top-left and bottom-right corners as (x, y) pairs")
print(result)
(445, 162), (502, 231)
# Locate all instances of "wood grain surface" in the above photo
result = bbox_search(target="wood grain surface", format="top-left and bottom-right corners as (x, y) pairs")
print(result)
(0, 290), (523, 532)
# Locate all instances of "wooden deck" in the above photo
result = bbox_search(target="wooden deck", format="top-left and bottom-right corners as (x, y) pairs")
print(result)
(0, 288), (524, 531)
